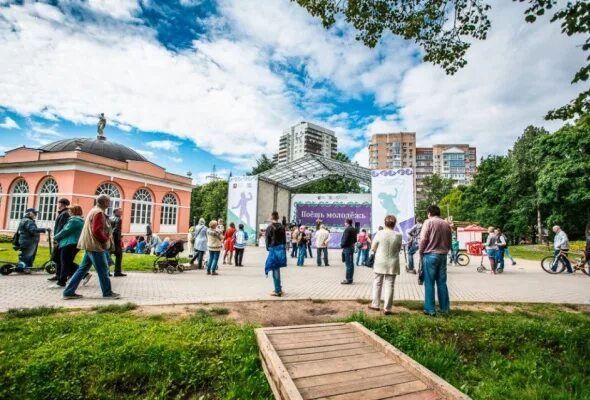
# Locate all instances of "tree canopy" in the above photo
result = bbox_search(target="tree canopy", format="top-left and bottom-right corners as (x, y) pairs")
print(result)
(296, 152), (365, 193)
(247, 154), (275, 176)
(294, 0), (589, 120)
(189, 180), (228, 225)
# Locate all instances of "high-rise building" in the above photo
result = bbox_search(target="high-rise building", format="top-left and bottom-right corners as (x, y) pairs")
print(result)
(368, 133), (477, 202)
(274, 122), (338, 164)
(368, 132), (416, 170)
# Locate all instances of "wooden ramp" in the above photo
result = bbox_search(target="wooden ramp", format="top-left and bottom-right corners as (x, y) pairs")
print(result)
(256, 322), (470, 400)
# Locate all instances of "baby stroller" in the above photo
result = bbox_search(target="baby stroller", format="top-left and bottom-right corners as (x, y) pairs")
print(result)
(152, 240), (185, 274)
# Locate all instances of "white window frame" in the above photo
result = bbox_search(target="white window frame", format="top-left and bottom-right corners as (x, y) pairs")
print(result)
(130, 188), (152, 233)
(37, 178), (59, 229)
(159, 193), (178, 233)
(95, 183), (122, 217)
(9, 180), (29, 230)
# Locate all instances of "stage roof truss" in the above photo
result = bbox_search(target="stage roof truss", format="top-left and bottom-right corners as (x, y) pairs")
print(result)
(258, 154), (371, 190)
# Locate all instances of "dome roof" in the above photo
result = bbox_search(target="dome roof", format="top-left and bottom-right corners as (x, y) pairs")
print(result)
(39, 138), (148, 163)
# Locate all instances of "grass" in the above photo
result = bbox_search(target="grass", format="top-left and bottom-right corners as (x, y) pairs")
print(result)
(0, 304), (588, 399)
(209, 307), (230, 316)
(510, 240), (586, 261)
(91, 302), (138, 314)
(5, 306), (63, 319)
(0, 245), (188, 272)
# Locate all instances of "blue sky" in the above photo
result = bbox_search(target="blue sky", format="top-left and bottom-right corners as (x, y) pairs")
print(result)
(0, 0), (585, 182)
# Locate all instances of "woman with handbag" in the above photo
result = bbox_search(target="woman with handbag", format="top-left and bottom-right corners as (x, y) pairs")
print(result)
(368, 215), (402, 315)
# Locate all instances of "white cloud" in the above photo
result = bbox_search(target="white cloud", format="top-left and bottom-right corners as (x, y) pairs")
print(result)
(0, 116), (19, 129)
(146, 140), (181, 152)
(193, 168), (230, 185)
(168, 156), (183, 163)
(86, 0), (140, 20)
(136, 149), (155, 158)
(352, 147), (368, 168)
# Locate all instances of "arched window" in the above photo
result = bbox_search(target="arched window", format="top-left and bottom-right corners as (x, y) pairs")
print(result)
(160, 193), (178, 233)
(9, 180), (29, 230)
(37, 178), (59, 228)
(130, 188), (152, 232)
(96, 183), (122, 216)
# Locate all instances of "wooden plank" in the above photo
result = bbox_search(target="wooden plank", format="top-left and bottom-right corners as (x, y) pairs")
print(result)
(350, 322), (471, 400)
(256, 328), (304, 400)
(384, 390), (441, 400)
(264, 322), (347, 333)
(268, 325), (351, 336)
(268, 328), (356, 340)
(300, 371), (416, 399)
(270, 332), (359, 345)
(317, 380), (428, 400)
(282, 345), (378, 364)
(287, 353), (394, 379)
(274, 336), (363, 351)
(279, 342), (370, 357)
(294, 364), (406, 389)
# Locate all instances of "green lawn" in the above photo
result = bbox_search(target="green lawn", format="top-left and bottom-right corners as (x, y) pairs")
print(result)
(1, 304), (588, 399)
(510, 241), (586, 261)
(0, 245), (188, 272)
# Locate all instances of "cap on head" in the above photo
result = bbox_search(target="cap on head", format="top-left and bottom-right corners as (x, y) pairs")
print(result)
(26, 208), (38, 214)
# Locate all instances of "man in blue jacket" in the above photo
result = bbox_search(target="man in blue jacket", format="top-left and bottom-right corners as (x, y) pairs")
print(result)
(16, 208), (49, 271)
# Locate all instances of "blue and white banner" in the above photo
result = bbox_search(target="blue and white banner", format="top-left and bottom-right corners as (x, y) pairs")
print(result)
(371, 169), (415, 243)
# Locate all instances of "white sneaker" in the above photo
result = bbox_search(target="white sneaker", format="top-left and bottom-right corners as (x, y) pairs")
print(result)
(48, 283), (64, 289)
(585, 299), (590, 304)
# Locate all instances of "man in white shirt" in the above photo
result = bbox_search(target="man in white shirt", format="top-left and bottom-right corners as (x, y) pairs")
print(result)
(552, 225), (573, 273)
(315, 225), (330, 266)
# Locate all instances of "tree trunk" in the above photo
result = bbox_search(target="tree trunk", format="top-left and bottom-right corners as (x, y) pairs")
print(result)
(536, 205), (543, 245)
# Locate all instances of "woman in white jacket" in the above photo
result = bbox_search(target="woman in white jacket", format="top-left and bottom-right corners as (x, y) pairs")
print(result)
(368, 215), (402, 315)
(190, 218), (208, 269)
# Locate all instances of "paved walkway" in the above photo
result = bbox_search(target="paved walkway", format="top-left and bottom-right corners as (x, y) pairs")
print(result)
(0, 247), (588, 311)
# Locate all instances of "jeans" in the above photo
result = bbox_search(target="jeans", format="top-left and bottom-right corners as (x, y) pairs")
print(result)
(450, 250), (459, 265)
(297, 244), (306, 266)
(356, 248), (369, 266)
(422, 253), (450, 315)
(207, 250), (220, 272)
(234, 248), (244, 266)
(291, 243), (297, 257)
(18, 243), (39, 269)
(343, 247), (354, 282)
(272, 268), (282, 293)
(408, 243), (417, 271)
(58, 244), (79, 286)
(307, 242), (313, 257)
(496, 247), (505, 270)
(190, 250), (205, 268)
(552, 249), (573, 273)
(317, 247), (329, 266)
(64, 251), (113, 297)
(371, 273), (397, 312)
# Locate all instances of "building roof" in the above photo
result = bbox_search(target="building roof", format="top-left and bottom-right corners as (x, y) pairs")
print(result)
(39, 138), (148, 163)
(258, 153), (371, 190)
(442, 146), (465, 154)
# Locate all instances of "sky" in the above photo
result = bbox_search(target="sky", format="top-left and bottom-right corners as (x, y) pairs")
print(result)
(0, 0), (585, 182)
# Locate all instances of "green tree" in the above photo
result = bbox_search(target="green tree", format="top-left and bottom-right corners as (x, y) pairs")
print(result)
(189, 180), (228, 225)
(247, 154), (275, 176)
(420, 174), (455, 205)
(294, 0), (589, 120)
(505, 126), (549, 241)
(439, 188), (466, 221)
(535, 115), (590, 237)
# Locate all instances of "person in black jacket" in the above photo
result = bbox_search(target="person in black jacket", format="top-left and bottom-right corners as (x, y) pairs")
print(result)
(340, 218), (357, 284)
(265, 211), (287, 296)
(48, 198), (70, 282)
(110, 208), (126, 277)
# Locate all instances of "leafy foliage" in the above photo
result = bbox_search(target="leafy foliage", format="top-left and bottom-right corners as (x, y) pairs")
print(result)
(295, 0), (589, 120)
(295, 152), (365, 193)
(247, 154), (275, 176)
(190, 180), (229, 225)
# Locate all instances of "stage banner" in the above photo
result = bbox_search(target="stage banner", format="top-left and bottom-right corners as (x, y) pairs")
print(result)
(227, 176), (258, 245)
(291, 194), (371, 248)
(371, 169), (415, 243)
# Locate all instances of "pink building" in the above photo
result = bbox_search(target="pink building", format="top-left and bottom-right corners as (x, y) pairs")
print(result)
(0, 136), (193, 241)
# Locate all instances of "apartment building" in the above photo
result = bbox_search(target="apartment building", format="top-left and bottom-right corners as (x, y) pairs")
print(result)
(368, 133), (477, 202)
(274, 121), (338, 164)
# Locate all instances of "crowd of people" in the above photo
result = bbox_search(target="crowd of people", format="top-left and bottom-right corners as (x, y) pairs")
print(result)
(11, 193), (589, 309)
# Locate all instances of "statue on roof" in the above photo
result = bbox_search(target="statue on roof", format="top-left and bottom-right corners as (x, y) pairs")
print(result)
(97, 113), (106, 138)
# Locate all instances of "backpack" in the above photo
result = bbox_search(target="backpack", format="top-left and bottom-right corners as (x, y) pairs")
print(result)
(235, 230), (248, 246)
(11, 220), (23, 250)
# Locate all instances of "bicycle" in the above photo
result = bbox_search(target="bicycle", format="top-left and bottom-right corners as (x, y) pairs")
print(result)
(448, 251), (470, 266)
(541, 250), (589, 275)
